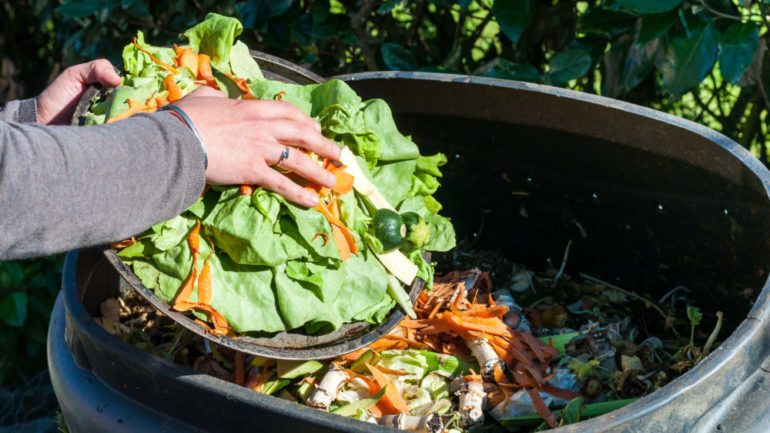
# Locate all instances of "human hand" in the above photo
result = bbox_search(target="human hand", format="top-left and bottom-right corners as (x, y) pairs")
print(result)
(175, 87), (341, 208)
(37, 59), (121, 125)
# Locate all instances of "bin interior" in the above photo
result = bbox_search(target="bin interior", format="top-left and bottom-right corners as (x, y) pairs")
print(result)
(389, 112), (770, 330)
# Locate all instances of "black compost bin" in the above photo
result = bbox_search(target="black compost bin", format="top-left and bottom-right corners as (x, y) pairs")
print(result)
(49, 71), (770, 433)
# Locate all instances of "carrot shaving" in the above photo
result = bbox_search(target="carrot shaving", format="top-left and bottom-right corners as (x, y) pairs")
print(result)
(197, 254), (213, 305)
(314, 202), (358, 259)
(163, 74), (183, 102)
(274, 90), (286, 101)
(373, 367), (410, 376)
(225, 72), (255, 99)
(155, 96), (169, 107)
(112, 237), (136, 249)
(106, 98), (156, 124)
(326, 163), (354, 195)
(240, 185), (254, 195)
(170, 221), (231, 336)
(196, 54), (218, 88)
(382, 334), (429, 349)
(133, 38), (178, 74)
(366, 363), (411, 415)
(173, 44), (198, 73)
(464, 373), (483, 382)
(172, 221), (201, 305)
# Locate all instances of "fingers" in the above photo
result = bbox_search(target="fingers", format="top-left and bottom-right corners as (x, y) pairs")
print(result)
(253, 163), (320, 208)
(267, 145), (336, 188)
(67, 59), (122, 88)
(267, 119), (341, 160)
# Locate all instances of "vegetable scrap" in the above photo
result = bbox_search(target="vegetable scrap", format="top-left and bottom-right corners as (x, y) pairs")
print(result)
(86, 14), (456, 336)
(96, 249), (724, 432)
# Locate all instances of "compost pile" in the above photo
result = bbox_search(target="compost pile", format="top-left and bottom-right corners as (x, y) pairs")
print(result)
(90, 13), (455, 337)
(97, 251), (723, 432)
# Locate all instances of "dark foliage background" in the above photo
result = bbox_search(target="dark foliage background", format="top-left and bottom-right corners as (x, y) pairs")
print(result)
(1, 0), (768, 414)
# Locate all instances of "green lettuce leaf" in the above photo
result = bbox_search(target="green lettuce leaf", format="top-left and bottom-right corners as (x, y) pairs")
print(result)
(205, 192), (308, 267)
(230, 41), (264, 82)
(372, 160), (417, 208)
(104, 77), (160, 120)
(361, 99), (419, 162)
(183, 13), (243, 69)
(424, 214), (456, 252)
(121, 31), (175, 77)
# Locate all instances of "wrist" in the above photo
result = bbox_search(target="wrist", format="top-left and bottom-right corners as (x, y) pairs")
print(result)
(158, 105), (208, 169)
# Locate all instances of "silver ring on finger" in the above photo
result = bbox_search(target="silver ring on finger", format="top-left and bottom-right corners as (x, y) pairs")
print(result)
(276, 146), (291, 168)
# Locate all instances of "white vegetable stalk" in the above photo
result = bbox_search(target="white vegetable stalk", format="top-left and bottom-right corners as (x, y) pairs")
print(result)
(378, 414), (443, 433)
(457, 380), (486, 427)
(466, 338), (505, 382)
(306, 363), (349, 410)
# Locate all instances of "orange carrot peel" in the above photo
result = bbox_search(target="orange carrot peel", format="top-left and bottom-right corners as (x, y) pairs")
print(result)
(133, 38), (178, 74)
(366, 363), (411, 415)
(196, 54), (218, 88)
(107, 98), (157, 124)
(173, 44), (198, 74)
(163, 74), (183, 102)
(171, 221), (232, 336)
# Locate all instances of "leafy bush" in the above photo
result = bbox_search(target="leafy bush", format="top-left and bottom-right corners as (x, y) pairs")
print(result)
(1, 0), (770, 385)
(0, 257), (62, 386)
(2, 0), (769, 152)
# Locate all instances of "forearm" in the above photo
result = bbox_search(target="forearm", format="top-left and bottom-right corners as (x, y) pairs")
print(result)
(0, 112), (205, 260)
(0, 98), (38, 123)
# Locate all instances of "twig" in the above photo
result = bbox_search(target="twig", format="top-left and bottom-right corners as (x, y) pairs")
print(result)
(700, 0), (743, 21)
(579, 273), (674, 326)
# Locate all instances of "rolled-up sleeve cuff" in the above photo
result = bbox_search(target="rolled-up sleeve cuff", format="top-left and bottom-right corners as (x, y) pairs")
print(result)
(0, 98), (37, 123)
(17, 98), (38, 123)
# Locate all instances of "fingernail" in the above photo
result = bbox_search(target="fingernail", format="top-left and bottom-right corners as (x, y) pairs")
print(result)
(314, 121), (322, 132)
(306, 192), (319, 206)
(326, 173), (336, 186)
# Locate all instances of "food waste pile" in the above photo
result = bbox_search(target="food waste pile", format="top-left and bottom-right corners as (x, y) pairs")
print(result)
(97, 248), (723, 432)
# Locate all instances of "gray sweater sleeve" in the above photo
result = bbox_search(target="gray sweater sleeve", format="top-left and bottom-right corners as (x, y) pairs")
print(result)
(0, 108), (206, 260)
(0, 98), (38, 123)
